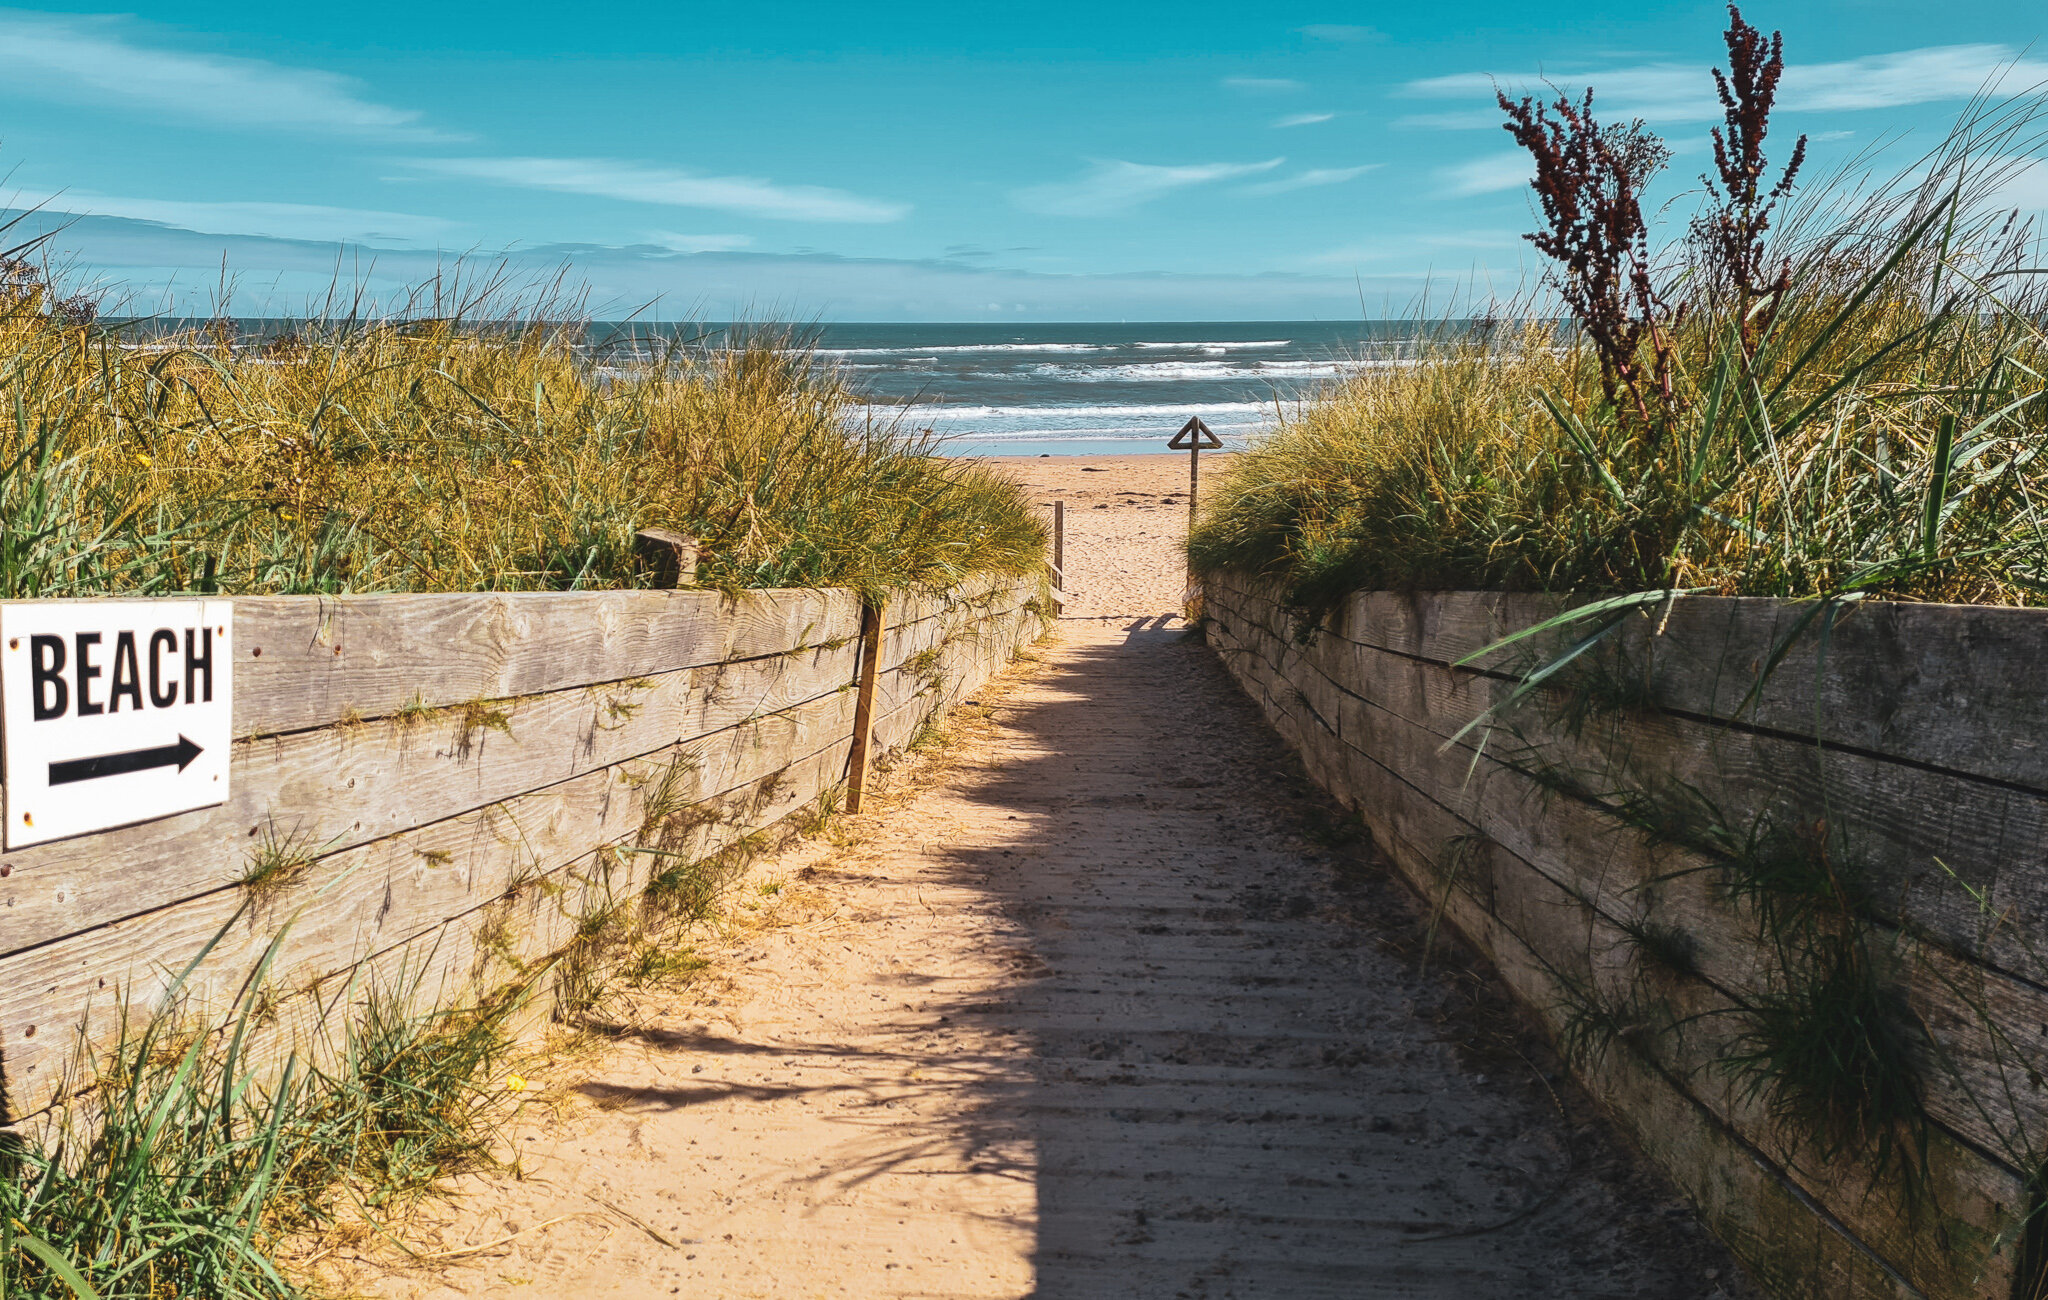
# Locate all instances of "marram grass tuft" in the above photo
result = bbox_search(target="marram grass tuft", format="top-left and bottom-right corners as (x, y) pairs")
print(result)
(0, 261), (1043, 601)
(1190, 98), (2048, 612)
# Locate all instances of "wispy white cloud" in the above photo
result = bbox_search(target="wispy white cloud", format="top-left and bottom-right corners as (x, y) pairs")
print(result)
(403, 157), (909, 223)
(1296, 229), (1522, 269)
(1244, 164), (1380, 195)
(1015, 158), (1285, 216)
(1224, 76), (1306, 94)
(1439, 154), (1532, 196)
(0, 9), (456, 140)
(34, 191), (456, 244)
(1402, 44), (2048, 128)
(1419, 231), (1525, 250)
(1274, 112), (1336, 128)
(1295, 243), (1379, 267)
(645, 231), (754, 253)
(1298, 24), (1381, 42)
(3, 209), (1438, 320)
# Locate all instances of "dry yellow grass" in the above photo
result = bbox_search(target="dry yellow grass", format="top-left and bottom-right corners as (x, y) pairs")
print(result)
(0, 262), (1043, 598)
(1191, 105), (2048, 610)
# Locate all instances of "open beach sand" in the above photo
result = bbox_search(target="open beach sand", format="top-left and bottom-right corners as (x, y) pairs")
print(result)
(987, 453), (1221, 618)
(315, 454), (1749, 1300)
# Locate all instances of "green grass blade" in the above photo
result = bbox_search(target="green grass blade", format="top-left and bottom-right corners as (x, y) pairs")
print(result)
(1690, 348), (1731, 487)
(1451, 589), (1699, 669)
(11, 1230), (104, 1299)
(1538, 391), (1628, 505)
(1922, 413), (1958, 564)
(1763, 203), (1950, 409)
(1444, 609), (1645, 750)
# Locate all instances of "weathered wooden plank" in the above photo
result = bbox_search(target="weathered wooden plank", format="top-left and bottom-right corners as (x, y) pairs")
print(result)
(222, 574), (1018, 741)
(1217, 581), (2048, 983)
(1469, 819), (2024, 1300)
(1421, 866), (1939, 1300)
(1296, 603), (2048, 1131)
(0, 642), (860, 956)
(0, 584), (1029, 960)
(227, 586), (859, 738)
(1209, 570), (2048, 796)
(6, 733), (869, 1137)
(1475, 922), (1930, 1300)
(0, 685), (865, 1110)
(1218, 586), (2048, 1173)
(1206, 588), (2032, 1300)
(1206, 625), (1937, 1298)
(0, 585), (1041, 1120)
(873, 579), (1012, 674)
(867, 604), (1036, 756)
(1348, 647), (2048, 1175)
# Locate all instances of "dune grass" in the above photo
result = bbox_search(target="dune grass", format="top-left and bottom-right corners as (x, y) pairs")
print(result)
(0, 255), (1047, 1295)
(1189, 85), (2048, 613)
(0, 256), (1043, 601)
(1188, 8), (2048, 1226)
(0, 922), (519, 1300)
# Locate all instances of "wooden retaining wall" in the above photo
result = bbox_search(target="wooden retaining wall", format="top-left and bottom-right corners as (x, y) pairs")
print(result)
(0, 577), (1045, 1124)
(1204, 571), (2048, 1300)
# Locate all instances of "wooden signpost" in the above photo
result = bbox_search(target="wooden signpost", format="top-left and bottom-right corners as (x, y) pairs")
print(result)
(1169, 415), (1222, 519)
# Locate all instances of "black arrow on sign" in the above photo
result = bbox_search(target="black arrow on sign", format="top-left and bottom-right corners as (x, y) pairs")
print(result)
(48, 735), (204, 786)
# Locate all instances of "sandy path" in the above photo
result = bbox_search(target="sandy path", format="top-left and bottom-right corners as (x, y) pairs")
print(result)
(333, 456), (1748, 1299)
(994, 453), (1210, 619)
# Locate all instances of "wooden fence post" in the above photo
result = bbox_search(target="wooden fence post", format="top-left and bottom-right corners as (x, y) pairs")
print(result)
(633, 528), (699, 588)
(1052, 498), (1065, 602)
(844, 599), (885, 813)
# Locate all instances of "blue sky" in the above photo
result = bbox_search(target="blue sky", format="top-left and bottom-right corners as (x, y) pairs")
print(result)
(3, 0), (2045, 319)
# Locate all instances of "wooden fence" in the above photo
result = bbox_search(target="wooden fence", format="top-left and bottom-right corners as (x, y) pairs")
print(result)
(0, 576), (1045, 1124)
(1204, 571), (2048, 1300)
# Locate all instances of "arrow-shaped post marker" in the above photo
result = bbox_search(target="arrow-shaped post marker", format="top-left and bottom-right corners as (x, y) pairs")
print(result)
(1168, 415), (1222, 517)
(49, 735), (205, 786)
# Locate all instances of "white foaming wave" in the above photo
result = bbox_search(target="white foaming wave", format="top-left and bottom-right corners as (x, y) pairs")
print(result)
(858, 398), (1278, 445)
(891, 400), (1271, 420)
(1009, 359), (1371, 382)
(939, 428), (1259, 443)
(915, 411), (1272, 440)
(818, 342), (1110, 357)
(1130, 339), (1291, 351)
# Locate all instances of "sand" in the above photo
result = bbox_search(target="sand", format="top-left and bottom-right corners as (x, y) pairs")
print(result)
(988, 453), (1217, 619)
(315, 455), (1751, 1300)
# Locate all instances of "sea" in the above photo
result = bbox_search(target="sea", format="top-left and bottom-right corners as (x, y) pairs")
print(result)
(798, 321), (1416, 457)
(192, 316), (1418, 458)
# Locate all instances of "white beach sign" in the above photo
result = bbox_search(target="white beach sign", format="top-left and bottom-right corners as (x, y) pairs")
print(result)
(1, 600), (233, 848)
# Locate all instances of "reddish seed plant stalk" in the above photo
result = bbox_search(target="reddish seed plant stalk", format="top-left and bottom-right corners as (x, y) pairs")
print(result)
(1497, 5), (1809, 435)
(1697, 4), (1808, 359)
(1497, 88), (1676, 435)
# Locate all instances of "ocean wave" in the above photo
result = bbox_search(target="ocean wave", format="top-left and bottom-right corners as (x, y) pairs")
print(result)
(1130, 339), (1291, 351)
(818, 342), (1110, 357)
(897, 400), (1276, 441)
(898, 400), (1271, 419)
(1008, 359), (1373, 382)
(935, 428), (1258, 443)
